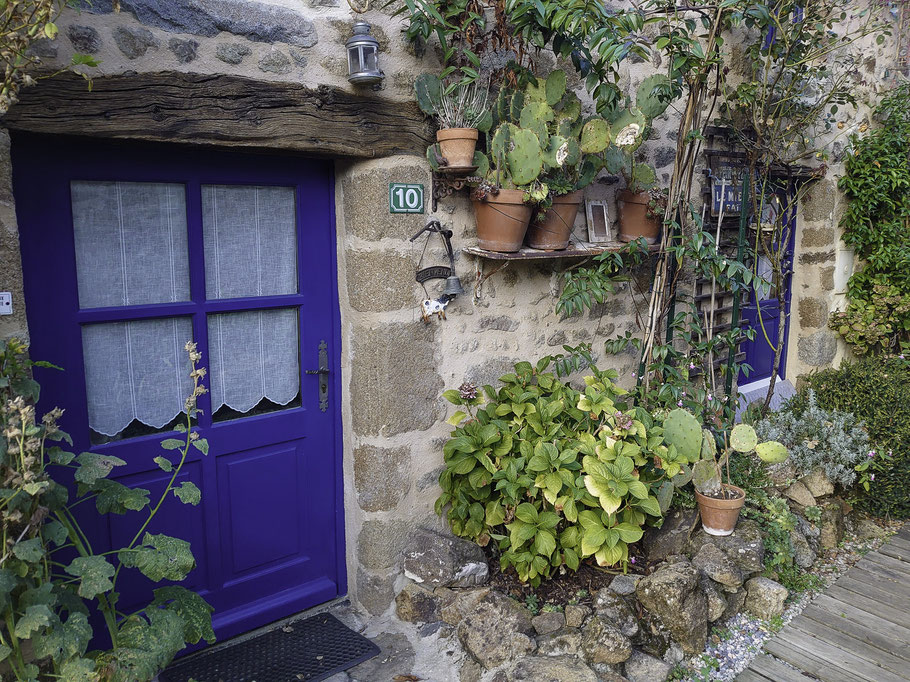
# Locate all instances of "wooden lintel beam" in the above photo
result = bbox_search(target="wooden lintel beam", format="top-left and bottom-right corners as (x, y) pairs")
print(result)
(2, 71), (434, 159)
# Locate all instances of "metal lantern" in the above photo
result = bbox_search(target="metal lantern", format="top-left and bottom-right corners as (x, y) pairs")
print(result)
(346, 21), (383, 86)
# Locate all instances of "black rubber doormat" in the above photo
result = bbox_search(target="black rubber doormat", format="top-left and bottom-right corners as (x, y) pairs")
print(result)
(159, 612), (380, 682)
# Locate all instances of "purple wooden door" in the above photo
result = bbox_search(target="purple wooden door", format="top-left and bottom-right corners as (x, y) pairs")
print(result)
(12, 135), (345, 642)
(739, 185), (795, 385)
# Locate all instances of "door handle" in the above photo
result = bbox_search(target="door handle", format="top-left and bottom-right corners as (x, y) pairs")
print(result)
(305, 340), (329, 412)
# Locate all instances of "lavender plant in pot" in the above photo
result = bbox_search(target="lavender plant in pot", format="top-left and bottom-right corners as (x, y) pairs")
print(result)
(663, 409), (788, 535)
(416, 73), (492, 168)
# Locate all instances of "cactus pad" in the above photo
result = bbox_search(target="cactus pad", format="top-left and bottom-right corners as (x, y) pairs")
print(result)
(426, 143), (441, 172)
(692, 459), (722, 496)
(520, 101), (555, 129)
(545, 70), (567, 105)
(611, 109), (647, 149)
(557, 92), (582, 122)
(491, 123), (518, 168)
(701, 429), (717, 459)
(671, 463), (693, 487)
(577, 156), (602, 188)
(604, 145), (626, 175)
(663, 408), (702, 462)
(510, 91), (526, 123)
(543, 135), (569, 168)
(415, 73), (442, 116)
(755, 441), (789, 464)
(580, 118), (611, 153)
(473, 151), (490, 178)
(524, 78), (547, 103)
(630, 163), (657, 192)
(730, 424), (758, 453)
(636, 74), (672, 120)
(506, 128), (544, 185)
(476, 109), (493, 133)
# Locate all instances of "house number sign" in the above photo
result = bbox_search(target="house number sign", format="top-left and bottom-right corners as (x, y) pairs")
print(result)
(389, 183), (425, 214)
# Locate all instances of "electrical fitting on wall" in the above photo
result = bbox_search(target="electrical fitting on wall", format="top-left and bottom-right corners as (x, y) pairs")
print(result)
(0, 292), (12, 316)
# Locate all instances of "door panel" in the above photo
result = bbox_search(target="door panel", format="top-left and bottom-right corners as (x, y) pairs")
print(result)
(12, 135), (345, 643)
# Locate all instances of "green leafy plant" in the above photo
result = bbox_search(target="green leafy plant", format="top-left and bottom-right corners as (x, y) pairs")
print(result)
(800, 357), (910, 517)
(415, 73), (492, 130)
(834, 83), (910, 356)
(436, 358), (680, 585)
(0, 0), (101, 114)
(0, 339), (214, 681)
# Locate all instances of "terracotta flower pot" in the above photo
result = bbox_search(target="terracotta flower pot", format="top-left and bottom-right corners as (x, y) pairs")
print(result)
(437, 128), (479, 168)
(696, 484), (746, 537)
(473, 189), (533, 252)
(617, 190), (660, 244)
(526, 190), (584, 250)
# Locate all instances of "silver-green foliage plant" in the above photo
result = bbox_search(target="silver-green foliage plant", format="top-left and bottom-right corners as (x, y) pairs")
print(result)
(754, 390), (869, 488)
(415, 73), (492, 130)
(436, 358), (686, 585)
(0, 339), (214, 681)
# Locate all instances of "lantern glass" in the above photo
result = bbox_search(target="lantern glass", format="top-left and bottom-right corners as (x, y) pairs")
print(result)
(346, 21), (382, 85)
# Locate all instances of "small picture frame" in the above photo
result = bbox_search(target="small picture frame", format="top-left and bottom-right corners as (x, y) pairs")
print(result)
(585, 199), (613, 243)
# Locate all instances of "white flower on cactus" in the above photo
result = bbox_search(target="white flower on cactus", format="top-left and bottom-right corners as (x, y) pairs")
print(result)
(615, 124), (641, 146)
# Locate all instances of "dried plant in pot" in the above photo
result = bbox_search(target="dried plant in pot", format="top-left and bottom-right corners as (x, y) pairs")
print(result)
(662, 409), (788, 536)
(416, 74), (491, 168)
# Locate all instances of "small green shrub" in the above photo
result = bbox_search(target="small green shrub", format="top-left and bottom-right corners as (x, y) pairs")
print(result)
(754, 390), (870, 488)
(800, 357), (910, 518)
(436, 358), (691, 585)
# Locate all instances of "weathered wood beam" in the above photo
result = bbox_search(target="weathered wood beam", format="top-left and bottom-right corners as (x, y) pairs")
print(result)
(2, 71), (434, 158)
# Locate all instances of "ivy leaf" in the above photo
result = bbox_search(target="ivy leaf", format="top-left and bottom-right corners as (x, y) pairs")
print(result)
(173, 481), (201, 506)
(42, 520), (69, 547)
(66, 556), (115, 599)
(150, 586), (216, 645)
(14, 604), (53, 638)
(33, 611), (92, 664)
(58, 657), (98, 682)
(74, 452), (126, 485)
(94, 479), (151, 515)
(12, 537), (44, 563)
(120, 533), (195, 582)
(154, 456), (173, 473)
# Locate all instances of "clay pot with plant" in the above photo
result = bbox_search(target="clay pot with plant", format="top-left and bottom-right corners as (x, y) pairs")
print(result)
(469, 70), (613, 251)
(662, 408), (788, 535)
(416, 74), (492, 168)
(604, 75), (674, 244)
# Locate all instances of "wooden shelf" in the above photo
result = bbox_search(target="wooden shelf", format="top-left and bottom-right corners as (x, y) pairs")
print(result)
(463, 241), (649, 261)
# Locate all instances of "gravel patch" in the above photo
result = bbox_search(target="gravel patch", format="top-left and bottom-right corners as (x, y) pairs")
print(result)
(673, 523), (901, 681)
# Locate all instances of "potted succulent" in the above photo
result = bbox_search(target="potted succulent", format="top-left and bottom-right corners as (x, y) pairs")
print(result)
(468, 70), (612, 251)
(416, 74), (491, 168)
(605, 75), (673, 244)
(663, 409), (788, 536)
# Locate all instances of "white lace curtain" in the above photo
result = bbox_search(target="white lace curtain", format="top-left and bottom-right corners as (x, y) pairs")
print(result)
(72, 181), (300, 437)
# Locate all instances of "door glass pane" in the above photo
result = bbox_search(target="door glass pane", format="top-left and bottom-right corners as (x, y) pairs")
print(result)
(71, 181), (189, 308)
(82, 317), (194, 442)
(202, 185), (298, 299)
(207, 308), (300, 420)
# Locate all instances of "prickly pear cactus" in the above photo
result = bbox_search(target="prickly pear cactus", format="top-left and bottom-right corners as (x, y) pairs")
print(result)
(663, 408), (702, 462)
(545, 70), (567, 106)
(580, 118), (611, 154)
(520, 101), (555, 128)
(671, 463), (693, 487)
(556, 92), (582, 122)
(630, 163), (657, 192)
(506, 128), (544, 185)
(510, 91), (526, 123)
(491, 123), (518, 168)
(473, 151), (490, 177)
(543, 135), (569, 168)
(415, 73), (442, 116)
(476, 109), (493, 133)
(755, 441), (789, 464)
(701, 428), (717, 459)
(604, 145), (626, 175)
(636, 74), (672, 121)
(426, 143), (441, 172)
(577, 156), (603, 188)
(524, 78), (547, 103)
(611, 109), (647, 149)
(730, 424), (758, 453)
(692, 459), (722, 496)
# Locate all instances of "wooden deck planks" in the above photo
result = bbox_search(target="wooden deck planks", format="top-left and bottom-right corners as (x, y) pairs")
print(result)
(738, 527), (910, 681)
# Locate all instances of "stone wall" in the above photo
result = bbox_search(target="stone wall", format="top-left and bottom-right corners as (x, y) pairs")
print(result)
(0, 0), (901, 618)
